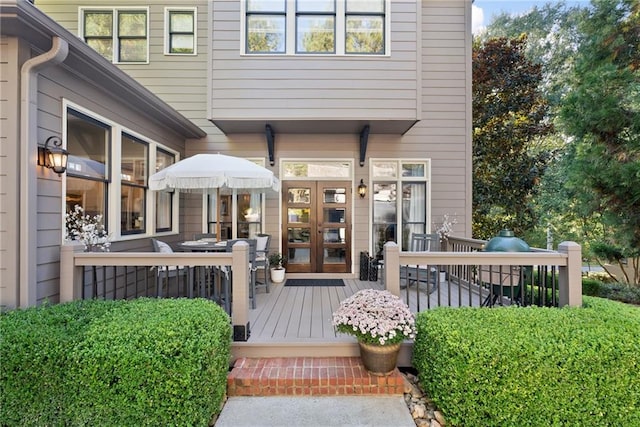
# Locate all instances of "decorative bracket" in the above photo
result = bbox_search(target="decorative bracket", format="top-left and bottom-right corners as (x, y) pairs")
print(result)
(265, 124), (275, 166)
(359, 125), (370, 167)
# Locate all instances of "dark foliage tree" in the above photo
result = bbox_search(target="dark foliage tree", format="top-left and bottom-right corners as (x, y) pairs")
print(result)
(472, 36), (553, 240)
(558, 0), (640, 282)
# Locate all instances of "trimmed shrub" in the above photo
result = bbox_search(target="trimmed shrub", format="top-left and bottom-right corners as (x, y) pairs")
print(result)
(0, 299), (125, 426)
(413, 297), (640, 426)
(0, 298), (231, 427)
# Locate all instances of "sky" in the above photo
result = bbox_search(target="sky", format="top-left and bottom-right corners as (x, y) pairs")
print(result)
(472, 0), (592, 33)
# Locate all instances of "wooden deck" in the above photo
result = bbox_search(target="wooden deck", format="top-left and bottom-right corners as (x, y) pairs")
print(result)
(231, 275), (482, 364)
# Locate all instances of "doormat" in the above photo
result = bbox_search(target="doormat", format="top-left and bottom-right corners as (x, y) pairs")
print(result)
(284, 279), (345, 287)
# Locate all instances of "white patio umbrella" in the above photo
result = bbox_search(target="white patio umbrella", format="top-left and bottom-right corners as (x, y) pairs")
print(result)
(149, 153), (280, 238)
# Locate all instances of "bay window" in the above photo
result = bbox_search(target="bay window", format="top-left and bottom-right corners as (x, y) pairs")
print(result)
(64, 104), (178, 242)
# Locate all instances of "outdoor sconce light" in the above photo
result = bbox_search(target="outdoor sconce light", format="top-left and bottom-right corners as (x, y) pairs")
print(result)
(358, 179), (367, 198)
(38, 136), (68, 176)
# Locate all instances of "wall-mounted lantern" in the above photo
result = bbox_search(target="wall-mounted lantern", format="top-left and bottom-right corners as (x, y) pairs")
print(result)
(38, 136), (68, 176)
(358, 179), (367, 198)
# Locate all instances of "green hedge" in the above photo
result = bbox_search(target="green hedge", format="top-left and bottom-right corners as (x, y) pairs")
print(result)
(0, 298), (231, 427)
(413, 297), (640, 426)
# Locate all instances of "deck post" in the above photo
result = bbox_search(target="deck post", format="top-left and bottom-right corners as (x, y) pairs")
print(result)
(231, 241), (251, 341)
(383, 242), (400, 297)
(60, 242), (84, 302)
(558, 241), (582, 307)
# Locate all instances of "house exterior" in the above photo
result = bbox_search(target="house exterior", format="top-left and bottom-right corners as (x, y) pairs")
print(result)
(3, 0), (473, 309)
(0, 0), (205, 309)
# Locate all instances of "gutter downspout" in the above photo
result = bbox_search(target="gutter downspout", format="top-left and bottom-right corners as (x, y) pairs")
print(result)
(19, 36), (68, 307)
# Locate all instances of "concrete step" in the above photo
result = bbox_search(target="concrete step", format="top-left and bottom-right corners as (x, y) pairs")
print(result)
(227, 357), (406, 397)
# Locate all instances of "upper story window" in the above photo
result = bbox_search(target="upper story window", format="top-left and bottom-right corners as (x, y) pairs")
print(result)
(165, 7), (197, 55)
(244, 0), (387, 55)
(81, 8), (149, 63)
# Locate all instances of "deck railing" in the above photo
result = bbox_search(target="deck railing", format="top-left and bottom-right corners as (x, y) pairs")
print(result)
(59, 241), (252, 341)
(382, 239), (582, 310)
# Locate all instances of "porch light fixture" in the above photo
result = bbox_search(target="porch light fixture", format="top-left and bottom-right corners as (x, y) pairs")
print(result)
(358, 179), (367, 198)
(38, 136), (68, 176)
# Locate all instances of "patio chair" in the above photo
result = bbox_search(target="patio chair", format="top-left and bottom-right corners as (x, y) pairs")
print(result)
(254, 233), (271, 293)
(150, 238), (188, 297)
(400, 233), (439, 294)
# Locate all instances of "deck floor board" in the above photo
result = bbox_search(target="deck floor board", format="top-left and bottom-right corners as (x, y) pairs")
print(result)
(248, 278), (481, 343)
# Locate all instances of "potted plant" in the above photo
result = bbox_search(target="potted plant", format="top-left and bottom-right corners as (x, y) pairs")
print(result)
(268, 252), (286, 283)
(332, 289), (416, 375)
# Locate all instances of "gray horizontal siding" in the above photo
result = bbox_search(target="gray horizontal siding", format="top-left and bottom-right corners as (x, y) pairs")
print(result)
(211, 0), (420, 123)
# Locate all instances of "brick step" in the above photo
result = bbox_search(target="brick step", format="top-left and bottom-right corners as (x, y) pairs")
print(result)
(227, 357), (406, 396)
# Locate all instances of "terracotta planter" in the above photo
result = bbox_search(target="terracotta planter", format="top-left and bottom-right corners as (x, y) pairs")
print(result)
(358, 341), (401, 376)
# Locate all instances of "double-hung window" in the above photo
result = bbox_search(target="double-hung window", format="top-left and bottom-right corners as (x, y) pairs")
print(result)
(165, 8), (197, 55)
(371, 160), (430, 257)
(82, 8), (148, 63)
(66, 109), (111, 226)
(155, 148), (175, 232)
(120, 134), (148, 235)
(244, 0), (387, 55)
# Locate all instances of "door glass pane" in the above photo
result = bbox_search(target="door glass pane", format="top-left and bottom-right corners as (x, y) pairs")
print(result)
(287, 208), (310, 223)
(288, 248), (310, 263)
(323, 188), (346, 203)
(401, 182), (426, 250)
(324, 208), (345, 223)
(288, 188), (310, 203)
(288, 228), (311, 243)
(323, 228), (344, 243)
(324, 248), (346, 264)
(372, 183), (396, 257)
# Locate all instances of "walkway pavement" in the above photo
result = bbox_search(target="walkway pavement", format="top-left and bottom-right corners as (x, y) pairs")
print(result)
(214, 395), (415, 427)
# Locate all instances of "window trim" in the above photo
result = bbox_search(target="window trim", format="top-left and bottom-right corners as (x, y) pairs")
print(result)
(79, 6), (150, 64)
(369, 159), (431, 254)
(241, 0), (390, 56)
(164, 7), (198, 56)
(62, 100), (180, 244)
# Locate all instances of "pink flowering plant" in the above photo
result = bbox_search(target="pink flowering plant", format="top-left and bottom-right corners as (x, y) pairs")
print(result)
(332, 289), (416, 346)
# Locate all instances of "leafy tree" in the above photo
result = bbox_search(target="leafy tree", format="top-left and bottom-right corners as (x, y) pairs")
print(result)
(558, 0), (640, 283)
(472, 36), (553, 240)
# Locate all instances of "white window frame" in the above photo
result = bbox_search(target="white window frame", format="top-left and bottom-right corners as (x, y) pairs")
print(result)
(164, 7), (198, 56)
(240, 0), (390, 56)
(79, 7), (150, 64)
(369, 158), (431, 254)
(61, 100), (180, 244)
